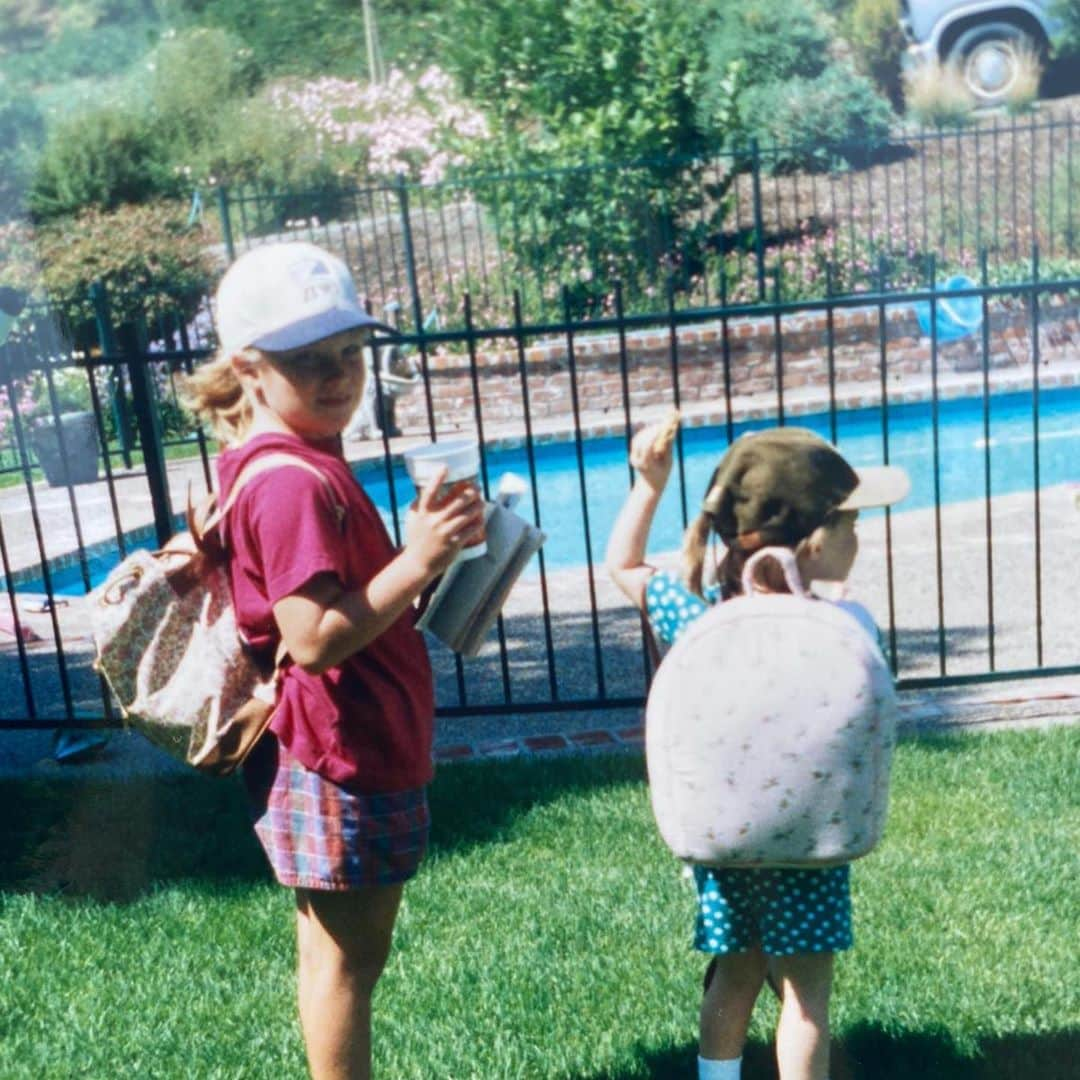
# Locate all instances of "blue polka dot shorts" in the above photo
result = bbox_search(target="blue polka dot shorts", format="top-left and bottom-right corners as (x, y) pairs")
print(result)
(693, 864), (853, 956)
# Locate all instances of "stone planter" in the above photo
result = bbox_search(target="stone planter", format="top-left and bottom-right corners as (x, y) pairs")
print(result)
(30, 411), (101, 486)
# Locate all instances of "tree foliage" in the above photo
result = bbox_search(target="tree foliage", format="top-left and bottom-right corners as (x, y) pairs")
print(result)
(0, 82), (45, 220)
(433, 0), (741, 314)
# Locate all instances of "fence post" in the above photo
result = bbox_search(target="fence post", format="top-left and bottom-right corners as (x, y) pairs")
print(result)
(90, 281), (134, 469)
(119, 318), (173, 545)
(394, 173), (425, 335)
(750, 138), (766, 302)
(216, 185), (236, 264)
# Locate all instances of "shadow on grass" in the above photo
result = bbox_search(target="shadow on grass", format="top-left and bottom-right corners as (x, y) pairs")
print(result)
(0, 690), (1050, 903)
(573, 1025), (1080, 1079)
(0, 752), (648, 903)
(0, 772), (268, 902)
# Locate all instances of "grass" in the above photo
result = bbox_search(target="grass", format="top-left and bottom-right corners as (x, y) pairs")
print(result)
(903, 61), (975, 130)
(0, 727), (1077, 1078)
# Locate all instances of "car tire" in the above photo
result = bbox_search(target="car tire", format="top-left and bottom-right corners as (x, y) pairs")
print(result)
(945, 22), (1043, 107)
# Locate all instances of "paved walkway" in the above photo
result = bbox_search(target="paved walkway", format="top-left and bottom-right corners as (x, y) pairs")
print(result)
(1, 673), (1076, 781)
(1, 359), (1078, 778)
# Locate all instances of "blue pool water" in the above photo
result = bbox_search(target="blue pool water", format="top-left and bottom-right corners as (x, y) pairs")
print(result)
(365, 385), (1080, 570)
(30, 385), (1080, 595)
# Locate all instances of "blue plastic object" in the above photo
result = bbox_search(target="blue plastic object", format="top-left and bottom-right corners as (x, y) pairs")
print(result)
(914, 275), (983, 343)
(52, 729), (110, 764)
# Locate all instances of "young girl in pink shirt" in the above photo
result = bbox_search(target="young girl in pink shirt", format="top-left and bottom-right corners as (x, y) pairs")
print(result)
(185, 241), (484, 1080)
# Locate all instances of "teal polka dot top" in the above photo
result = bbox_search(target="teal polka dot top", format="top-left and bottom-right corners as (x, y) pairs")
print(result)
(644, 571), (720, 646)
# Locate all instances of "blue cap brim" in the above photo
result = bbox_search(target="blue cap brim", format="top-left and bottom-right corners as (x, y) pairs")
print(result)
(252, 307), (397, 352)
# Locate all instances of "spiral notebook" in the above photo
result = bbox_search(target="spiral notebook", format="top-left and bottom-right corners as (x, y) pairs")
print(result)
(416, 502), (545, 657)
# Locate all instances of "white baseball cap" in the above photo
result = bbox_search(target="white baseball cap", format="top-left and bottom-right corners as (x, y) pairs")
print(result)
(214, 241), (393, 355)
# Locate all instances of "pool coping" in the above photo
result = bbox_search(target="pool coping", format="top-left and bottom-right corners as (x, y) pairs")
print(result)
(346, 357), (1080, 471)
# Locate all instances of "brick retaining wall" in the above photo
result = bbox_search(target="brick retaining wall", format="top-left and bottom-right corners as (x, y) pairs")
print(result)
(389, 297), (1080, 435)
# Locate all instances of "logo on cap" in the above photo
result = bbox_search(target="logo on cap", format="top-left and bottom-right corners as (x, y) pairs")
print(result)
(289, 255), (338, 305)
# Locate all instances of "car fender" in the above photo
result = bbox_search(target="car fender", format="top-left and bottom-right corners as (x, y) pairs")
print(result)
(905, 0), (1058, 56)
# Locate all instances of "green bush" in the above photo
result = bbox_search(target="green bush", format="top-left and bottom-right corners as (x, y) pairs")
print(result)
(188, 92), (346, 233)
(35, 201), (216, 341)
(0, 0), (165, 88)
(27, 101), (178, 221)
(741, 62), (894, 171)
(697, 0), (895, 172)
(438, 0), (710, 166)
(701, 0), (833, 95)
(163, 0), (367, 76)
(847, 0), (907, 106)
(0, 82), (44, 220)
(1051, 0), (1080, 55)
(434, 0), (735, 314)
(190, 92), (325, 187)
(145, 26), (261, 159)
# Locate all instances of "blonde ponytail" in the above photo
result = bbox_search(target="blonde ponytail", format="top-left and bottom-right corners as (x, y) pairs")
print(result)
(682, 513), (801, 600)
(179, 351), (253, 446)
(680, 511), (714, 598)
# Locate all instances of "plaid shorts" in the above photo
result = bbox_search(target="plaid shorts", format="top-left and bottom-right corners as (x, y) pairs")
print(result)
(246, 742), (429, 891)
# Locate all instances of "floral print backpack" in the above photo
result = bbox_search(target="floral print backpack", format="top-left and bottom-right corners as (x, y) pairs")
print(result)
(89, 453), (336, 776)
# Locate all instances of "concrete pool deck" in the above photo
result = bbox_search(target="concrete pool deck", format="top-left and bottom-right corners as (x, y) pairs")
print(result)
(1, 363), (1078, 764)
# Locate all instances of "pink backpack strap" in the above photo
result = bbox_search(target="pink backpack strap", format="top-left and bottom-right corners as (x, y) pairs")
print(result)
(196, 452), (345, 542)
(741, 546), (810, 598)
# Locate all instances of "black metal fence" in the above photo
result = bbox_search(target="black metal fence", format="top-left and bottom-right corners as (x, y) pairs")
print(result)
(216, 113), (1080, 331)
(2, 263), (1079, 731)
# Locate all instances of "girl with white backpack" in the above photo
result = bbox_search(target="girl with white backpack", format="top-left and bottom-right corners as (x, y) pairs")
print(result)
(606, 423), (908, 1080)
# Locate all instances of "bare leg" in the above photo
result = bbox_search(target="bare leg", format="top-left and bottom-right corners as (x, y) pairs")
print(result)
(699, 947), (768, 1061)
(295, 884), (404, 1080)
(772, 952), (834, 1080)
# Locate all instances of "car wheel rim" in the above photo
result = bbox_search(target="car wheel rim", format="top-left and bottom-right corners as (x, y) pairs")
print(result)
(965, 41), (1018, 98)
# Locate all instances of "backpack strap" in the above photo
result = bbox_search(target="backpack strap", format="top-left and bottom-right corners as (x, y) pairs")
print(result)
(741, 546), (810, 598)
(191, 452), (345, 548)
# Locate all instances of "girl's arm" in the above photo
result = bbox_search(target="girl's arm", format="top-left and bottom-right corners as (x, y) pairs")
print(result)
(605, 422), (674, 611)
(273, 470), (485, 673)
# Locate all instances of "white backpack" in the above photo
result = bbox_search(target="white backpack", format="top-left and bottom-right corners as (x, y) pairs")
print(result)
(645, 548), (897, 868)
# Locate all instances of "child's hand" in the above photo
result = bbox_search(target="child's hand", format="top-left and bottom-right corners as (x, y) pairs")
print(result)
(404, 467), (486, 578)
(630, 420), (675, 493)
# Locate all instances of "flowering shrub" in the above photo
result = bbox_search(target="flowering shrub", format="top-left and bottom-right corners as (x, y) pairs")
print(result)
(35, 201), (215, 338)
(266, 67), (489, 185)
(0, 219), (37, 292)
(0, 380), (37, 448)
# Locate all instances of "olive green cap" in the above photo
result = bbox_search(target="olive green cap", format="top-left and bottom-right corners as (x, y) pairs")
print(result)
(701, 427), (909, 550)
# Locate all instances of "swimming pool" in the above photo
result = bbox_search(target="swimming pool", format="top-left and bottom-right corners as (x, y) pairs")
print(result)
(25, 384), (1080, 594)
(364, 384), (1080, 571)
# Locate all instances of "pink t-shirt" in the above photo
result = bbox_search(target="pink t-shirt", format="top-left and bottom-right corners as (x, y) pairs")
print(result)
(218, 432), (434, 793)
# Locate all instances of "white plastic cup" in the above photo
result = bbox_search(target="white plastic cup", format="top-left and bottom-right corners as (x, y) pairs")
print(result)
(402, 439), (487, 559)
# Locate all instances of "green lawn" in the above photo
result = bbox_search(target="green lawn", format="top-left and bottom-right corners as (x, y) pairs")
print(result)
(1, 728), (1077, 1079)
